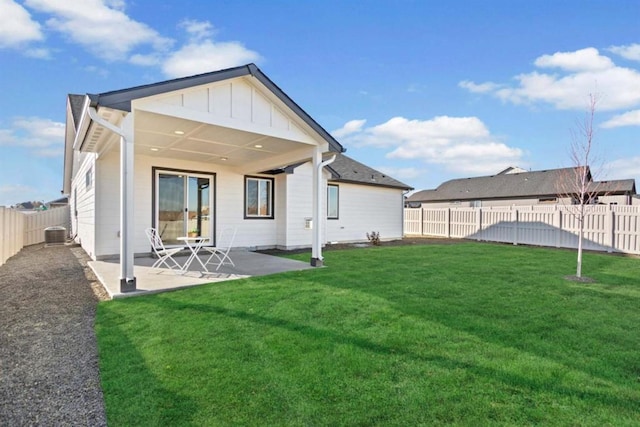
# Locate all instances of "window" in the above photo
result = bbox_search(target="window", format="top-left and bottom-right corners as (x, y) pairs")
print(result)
(245, 176), (274, 219)
(85, 167), (92, 189)
(327, 184), (339, 219)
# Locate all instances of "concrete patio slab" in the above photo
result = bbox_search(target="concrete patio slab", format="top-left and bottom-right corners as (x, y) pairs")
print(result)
(89, 250), (312, 299)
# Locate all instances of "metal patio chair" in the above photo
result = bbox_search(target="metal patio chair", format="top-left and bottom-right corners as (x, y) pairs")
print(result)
(145, 227), (184, 272)
(202, 227), (237, 271)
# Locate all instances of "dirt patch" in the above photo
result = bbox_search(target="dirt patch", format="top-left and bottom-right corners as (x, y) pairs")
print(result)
(0, 244), (107, 426)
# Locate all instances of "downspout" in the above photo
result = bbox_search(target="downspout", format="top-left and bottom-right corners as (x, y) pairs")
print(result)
(87, 107), (137, 292)
(311, 153), (336, 267)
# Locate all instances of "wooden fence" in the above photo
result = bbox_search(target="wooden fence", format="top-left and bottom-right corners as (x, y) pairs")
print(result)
(0, 205), (71, 266)
(405, 205), (640, 255)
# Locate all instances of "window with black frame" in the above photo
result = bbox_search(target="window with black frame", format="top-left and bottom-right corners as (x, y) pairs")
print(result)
(245, 176), (274, 219)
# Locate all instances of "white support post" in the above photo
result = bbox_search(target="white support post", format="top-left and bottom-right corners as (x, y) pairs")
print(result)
(120, 114), (136, 291)
(311, 148), (321, 265)
(88, 107), (136, 292)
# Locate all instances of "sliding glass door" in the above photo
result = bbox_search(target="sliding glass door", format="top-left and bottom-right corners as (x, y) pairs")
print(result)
(155, 170), (214, 246)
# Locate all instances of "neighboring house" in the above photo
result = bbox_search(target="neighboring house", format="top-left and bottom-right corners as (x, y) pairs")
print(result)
(46, 196), (69, 209)
(63, 63), (410, 291)
(406, 166), (636, 208)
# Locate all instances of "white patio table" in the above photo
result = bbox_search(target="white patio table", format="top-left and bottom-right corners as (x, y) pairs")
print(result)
(176, 236), (210, 273)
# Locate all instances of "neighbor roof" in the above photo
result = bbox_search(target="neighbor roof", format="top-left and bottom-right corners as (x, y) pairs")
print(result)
(326, 154), (413, 190)
(72, 63), (344, 154)
(407, 167), (635, 203)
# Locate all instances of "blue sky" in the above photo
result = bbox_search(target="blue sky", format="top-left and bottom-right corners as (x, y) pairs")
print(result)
(1, 0), (639, 206)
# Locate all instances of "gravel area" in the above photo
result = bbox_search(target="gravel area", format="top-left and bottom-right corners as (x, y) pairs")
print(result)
(0, 243), (108, 426)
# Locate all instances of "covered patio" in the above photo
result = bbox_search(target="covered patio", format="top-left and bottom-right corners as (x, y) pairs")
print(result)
(89, 250), (312, 299)
(65, 64), (345, 295)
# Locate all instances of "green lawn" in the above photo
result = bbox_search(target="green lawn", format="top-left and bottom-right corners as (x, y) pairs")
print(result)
(96, 242), (640, 426)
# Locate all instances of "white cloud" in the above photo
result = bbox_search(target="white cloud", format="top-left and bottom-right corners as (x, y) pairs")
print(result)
(337, 115), (524, 175)
(601, 110), (640, 128)
(180, 19), (215, 41)
(161, 41), (260, 78)
(534, 47), (614, 71)
(332, 119), (366, 139)
(161, 25), (261, 78)
(604, 157), (640, 181)
(0, 117), (65, 155)
(458, 80), (501, 94)
(608, 43), (640, 62)
(25, 0), (173, 61)
(460, 47), (640, 111)
(0, 0), (44, 48)
(0, 184), (36, 206)
(6, 2), (261, 75)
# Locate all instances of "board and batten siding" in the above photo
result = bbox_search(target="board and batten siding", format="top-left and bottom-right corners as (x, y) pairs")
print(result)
(326, 183), (405, 243)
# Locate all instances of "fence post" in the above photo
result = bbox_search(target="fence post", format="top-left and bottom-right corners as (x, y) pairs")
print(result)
(0, 207), (5, 266)
(476, 207), (482, 241)
(512, 207), (518, 245)
(445, 208), (451, 238)
(605, 209), (614, 253)
(420, 208), (424, 236)
(554, 206), (561, 248)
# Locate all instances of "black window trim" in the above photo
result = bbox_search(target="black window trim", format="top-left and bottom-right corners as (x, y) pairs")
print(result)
(244, 175), (275, 219)
(328, 183), (339, 220)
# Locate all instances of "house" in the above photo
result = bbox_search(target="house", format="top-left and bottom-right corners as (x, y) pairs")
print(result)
(63, 64), (411, 292)
(406, 166), (636, 208)
(46, 196), (69, 209)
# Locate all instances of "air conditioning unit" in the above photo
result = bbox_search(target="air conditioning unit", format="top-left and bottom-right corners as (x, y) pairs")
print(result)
(44, 226), (67, 245)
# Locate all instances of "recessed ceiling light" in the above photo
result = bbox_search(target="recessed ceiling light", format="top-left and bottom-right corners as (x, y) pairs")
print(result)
(220, 157), (228, 161)
(254, 144), (263, 148)
(150, 147), (159, 152)
(174, 130), (185, 135)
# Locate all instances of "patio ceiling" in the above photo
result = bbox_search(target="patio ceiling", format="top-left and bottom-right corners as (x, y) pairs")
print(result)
(84, 107), (319, 172)
(134, 110), (309, 167)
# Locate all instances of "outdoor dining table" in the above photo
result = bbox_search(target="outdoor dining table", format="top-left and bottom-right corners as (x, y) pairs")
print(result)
(176, 236), (210, 273)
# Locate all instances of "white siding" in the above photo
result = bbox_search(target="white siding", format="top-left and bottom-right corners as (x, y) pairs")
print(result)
(90, 153), (405, 256)
(281, 163), (316, 249)
(71, 152), (97, 259)
(326, 183), (405, 243)
(93, 153), (281, 258)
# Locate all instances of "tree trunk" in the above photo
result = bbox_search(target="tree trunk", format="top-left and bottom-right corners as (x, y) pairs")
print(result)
(576, 210), (584, 278)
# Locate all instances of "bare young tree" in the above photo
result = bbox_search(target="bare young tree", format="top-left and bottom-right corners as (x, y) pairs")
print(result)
(556, 93), (603, 279)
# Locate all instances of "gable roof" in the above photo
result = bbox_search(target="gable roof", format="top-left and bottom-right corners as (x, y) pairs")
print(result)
(326, 154), (413, 190)
(79, 63), (344, 154)
(407, 167), (636, 203)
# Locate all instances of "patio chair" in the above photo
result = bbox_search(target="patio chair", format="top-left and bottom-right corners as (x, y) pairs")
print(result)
(203, 227), (237, 271)
(145, 228), (184, 271)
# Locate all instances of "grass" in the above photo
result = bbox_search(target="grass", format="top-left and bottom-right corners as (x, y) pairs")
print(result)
(96, 242), (640, 426)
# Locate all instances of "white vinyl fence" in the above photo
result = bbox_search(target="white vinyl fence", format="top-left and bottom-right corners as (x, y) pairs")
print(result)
(405, 205), (640, 255)
(0, 205), (71, 266)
